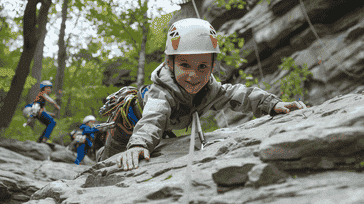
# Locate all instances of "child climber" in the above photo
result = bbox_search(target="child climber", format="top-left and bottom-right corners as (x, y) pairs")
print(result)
(28, 80), (60, 143)
(100, 18), (307, 170)
(74, 115), (102, 165)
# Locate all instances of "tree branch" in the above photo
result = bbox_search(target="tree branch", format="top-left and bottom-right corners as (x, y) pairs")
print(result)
(120, 23), (138, 48)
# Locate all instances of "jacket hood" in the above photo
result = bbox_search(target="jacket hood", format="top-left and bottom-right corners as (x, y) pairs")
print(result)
(150, 63), (218, 106)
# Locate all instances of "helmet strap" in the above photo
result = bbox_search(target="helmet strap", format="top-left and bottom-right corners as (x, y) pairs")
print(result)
(173, 55), (176, 77)
(211, 53), (215, 74)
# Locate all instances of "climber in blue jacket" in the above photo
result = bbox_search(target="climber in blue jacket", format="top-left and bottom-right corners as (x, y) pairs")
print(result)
(74, 115), (101, 165)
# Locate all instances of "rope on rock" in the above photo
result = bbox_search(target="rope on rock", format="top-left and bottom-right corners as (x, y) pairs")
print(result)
(184, 1), (200, 203)
(298, 0), (362, 79)
(246, 5), (265, 82)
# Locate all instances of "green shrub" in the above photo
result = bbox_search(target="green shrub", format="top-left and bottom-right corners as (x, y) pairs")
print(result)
(274, 57), (313, 102)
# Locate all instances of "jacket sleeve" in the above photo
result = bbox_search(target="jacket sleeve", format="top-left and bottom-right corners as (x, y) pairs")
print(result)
(83, 126), (99, 134)
(212, 82), (282, 118)
(42, 93), (59, 108)
(79, 125), (99, 140)
(126, 84), (174, 154)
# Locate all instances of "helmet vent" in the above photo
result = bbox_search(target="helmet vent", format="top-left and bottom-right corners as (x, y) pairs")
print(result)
(170, 31), (179, 38)
(169, 25), (176, 32)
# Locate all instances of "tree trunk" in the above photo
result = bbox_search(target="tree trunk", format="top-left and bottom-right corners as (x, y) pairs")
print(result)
(54, 0), (69, 119)
(65, 92), (73, 117)
(27, 26), (47, 104)
(136, 10), (148, 91)
(0, 0), (51, 131)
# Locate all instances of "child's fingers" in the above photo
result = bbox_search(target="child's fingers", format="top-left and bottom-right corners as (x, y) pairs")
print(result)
(144, 149), (150, 160)
(133, 152), (139, 169)
(127, 152), (133, 170)
(298, 101), (307, 108)
(123, 154), (128, 171)
(292, 101), (303, 109)
(116, 155), (122, 168)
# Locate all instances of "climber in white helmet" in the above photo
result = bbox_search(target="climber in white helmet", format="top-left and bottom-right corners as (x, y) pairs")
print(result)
(109, 18), (306, 171)
(73, 115), (104, 165)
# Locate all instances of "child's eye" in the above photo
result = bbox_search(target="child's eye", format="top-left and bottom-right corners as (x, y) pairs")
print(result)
(181, 63), (191, 68)
(199, 64), (208, 69)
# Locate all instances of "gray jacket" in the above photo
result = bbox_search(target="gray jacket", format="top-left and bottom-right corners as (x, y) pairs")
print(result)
(127, 63), (282, 153)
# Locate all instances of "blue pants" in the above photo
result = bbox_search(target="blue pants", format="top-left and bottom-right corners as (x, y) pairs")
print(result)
(75, 138), (92, 165)
(38, 111), (56, 139)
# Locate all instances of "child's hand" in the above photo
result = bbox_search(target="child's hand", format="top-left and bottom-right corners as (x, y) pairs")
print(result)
(116, 146), (150, 171)
(274, 101), (307, 114)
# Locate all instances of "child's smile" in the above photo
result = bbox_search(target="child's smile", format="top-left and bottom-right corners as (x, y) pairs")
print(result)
(174, 53), (214, 94)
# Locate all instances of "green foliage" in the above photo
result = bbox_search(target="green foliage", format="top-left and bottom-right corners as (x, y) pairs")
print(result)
(164, 175), (172, 180)
(86, 0), (153, 63)
(213, 0), (270, 10)
(241, 57), (312, 105)
(147, 13), (172, 54)
(0, 17), (34, 92)
(143, 177), (153, 182)
(144, 61), (161, 85)
(172, 111), (220, 137)
(216, 32), (246, 68)
(273, 57), (312, 102)
(258, 0), (271, 4)
(214, 0), (247, 10)
(1, 111), (106, 142)
(213, 32), (247, 83)
(172, 127), (192, 137)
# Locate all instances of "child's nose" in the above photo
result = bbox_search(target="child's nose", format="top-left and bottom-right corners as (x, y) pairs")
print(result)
(187, 71), (199, 81)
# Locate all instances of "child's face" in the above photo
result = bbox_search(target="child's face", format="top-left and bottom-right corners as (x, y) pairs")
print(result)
(87, 121), (96, 127)
(44, 87), (52, 94)
(174, 53), (214, 94)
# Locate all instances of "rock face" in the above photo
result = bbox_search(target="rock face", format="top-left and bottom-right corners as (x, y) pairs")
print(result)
(22, 93), (364, 204)
(169, 0), (364, 128)
(0, 145), (92, 204)
(0, 139), (94, 165)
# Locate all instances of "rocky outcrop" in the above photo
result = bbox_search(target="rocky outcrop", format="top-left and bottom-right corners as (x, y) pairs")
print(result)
(168, 0), (364, 128)
(0, 145), (92, 203)
(0, 139), (94, 165)
(24, 93), (364, 203)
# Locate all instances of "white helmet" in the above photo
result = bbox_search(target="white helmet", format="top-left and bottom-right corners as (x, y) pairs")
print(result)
(40, 80), (53, 89)
(165, 18), (220, 55)
(83, 115), (96, 124)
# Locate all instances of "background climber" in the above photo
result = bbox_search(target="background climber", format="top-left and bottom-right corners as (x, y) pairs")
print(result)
(74, 115), (104, 165)
(26, 80), (60, 143)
